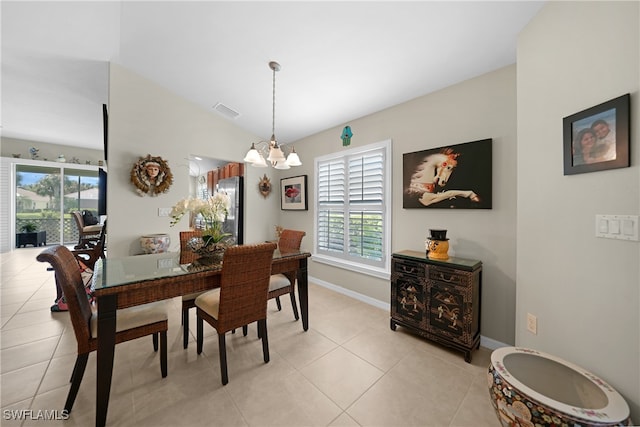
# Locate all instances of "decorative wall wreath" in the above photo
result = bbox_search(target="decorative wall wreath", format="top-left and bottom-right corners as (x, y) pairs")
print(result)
(130, 154), (173, 197)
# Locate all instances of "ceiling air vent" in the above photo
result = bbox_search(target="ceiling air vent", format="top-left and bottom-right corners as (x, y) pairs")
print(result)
(213, 102), (240, 119)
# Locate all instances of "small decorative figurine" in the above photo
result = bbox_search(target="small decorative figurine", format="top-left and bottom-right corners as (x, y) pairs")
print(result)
(56, 155), (66, 163)
(425, 229), (449, 260)
(341, 126), (353, 146)
(130, 154), (173, 197)
(29, 147), (39, 160)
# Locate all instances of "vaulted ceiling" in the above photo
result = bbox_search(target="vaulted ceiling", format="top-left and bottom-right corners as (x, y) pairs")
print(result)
(1, 1), (544, 151)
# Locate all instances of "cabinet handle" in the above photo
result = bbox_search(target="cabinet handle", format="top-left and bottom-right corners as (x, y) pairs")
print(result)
(402, 266), (416, 274)
(438, 273), (454, 282)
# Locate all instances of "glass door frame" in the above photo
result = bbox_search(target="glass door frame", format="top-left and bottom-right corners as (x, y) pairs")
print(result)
(10, 157), (101, 248)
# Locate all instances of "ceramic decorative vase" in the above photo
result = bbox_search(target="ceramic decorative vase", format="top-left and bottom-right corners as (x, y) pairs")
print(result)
(140, 234), (170, 254)
(488, 347), (632, 427)
(426, 229), (449, 260)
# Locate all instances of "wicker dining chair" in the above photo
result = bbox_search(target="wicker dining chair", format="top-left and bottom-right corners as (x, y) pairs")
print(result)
(71, 211), (103, 249)
(179, 229), (204, 349)
(269, 229), (306, 320)
(37, 245), (168, 414)
(72, 220), (107, 270)
(195, 242), (277, 385)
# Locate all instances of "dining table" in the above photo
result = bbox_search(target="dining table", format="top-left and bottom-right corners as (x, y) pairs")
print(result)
(91, 248), (311, 427)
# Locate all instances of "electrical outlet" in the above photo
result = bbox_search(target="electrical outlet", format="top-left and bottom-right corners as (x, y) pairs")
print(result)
(526, 313), (537, 335)
(158, 207), (172, 217)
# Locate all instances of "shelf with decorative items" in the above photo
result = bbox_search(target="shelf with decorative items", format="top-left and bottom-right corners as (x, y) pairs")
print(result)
(390, 250), (482, 363)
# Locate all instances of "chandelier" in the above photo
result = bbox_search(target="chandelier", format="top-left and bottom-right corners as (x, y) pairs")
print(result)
(243, 61), (301, 170)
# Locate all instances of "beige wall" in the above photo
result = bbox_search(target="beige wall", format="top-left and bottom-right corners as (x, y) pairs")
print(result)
(106, 61), (518, 346)
(517, 1), (639, 419)
(289, 65), (518, 346)
(106, 63), (280, 257)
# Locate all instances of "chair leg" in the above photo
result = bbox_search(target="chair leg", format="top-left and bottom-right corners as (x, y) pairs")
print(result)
(218, 333), (228, 385)
(196, 315), (203, 355)
(275, 296), (282, 311)
(258, 319), (270, 363)
(160, 330), (167, 378)
(65, 354), (89, 413)
(152, 332), (159, 351)
(289, 290), (299, 321)
(183, 308), (189, 349)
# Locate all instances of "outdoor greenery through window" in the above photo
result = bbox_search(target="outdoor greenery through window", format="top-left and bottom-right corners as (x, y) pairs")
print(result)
(315, 139), (391, 278)
(15, 164), (99, 245)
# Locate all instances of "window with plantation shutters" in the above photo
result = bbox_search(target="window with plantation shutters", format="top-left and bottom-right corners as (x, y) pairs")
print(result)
(315, 139), (391, 278)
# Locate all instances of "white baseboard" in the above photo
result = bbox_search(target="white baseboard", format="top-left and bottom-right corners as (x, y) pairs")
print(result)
(309, 275), (389, 311)
(308, 275), (510, 351)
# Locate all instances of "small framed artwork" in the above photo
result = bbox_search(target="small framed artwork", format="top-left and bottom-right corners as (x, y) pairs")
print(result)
(281, 175), (308, 211)
(563, 93), (630, 175)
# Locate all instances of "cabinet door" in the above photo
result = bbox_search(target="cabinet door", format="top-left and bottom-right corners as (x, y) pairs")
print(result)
(427, 280), (464, 338)
(393, 276), (426, 326)
(391, 258), (427, 327)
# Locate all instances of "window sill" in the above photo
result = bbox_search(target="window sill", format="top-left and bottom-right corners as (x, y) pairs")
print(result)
(311, 253), (390, 281)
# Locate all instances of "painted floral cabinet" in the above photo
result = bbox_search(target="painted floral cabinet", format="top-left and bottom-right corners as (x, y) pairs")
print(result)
(390, 250), (482, 362)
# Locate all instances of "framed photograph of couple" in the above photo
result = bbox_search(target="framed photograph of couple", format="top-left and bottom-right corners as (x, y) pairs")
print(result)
(563, 93), (630, 175)
(281, 175), (308, 211)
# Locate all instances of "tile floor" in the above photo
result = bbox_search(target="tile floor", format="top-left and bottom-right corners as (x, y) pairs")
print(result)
(1, 246), (500, 427)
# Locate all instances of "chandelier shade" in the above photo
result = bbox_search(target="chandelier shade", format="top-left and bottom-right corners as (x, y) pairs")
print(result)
(244, 61), (301, 170)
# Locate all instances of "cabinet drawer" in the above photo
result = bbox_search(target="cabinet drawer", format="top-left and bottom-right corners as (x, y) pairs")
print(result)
(428, 266), (468, 286)
(393, 259), (423, 276)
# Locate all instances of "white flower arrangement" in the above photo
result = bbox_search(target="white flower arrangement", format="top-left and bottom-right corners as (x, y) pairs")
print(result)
(170, 193), (232, 244)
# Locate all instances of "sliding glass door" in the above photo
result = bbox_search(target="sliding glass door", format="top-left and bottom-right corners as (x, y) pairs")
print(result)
(15, 163), (98, 246)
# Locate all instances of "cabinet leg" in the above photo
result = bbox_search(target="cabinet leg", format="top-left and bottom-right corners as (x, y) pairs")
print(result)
(390, 319), (396, 331)
(464, 351), (471, 363)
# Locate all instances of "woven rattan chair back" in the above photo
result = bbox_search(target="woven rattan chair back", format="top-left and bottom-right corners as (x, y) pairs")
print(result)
(216, 242), (277, 333)
(179, 230), (203, 264)
(267, 229), (305, 321)
(37, 245), (94, 353)
(278, 229), (306, 253)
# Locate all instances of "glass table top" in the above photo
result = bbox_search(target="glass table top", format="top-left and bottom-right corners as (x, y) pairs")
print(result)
(93, 249), (306, 291)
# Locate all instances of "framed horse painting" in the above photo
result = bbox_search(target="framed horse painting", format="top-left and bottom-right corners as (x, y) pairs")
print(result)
(403, 139), (492, 209)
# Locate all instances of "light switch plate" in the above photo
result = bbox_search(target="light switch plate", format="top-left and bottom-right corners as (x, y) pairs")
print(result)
(158, 207), (172, 217)
(596, 215), (639, 241)
(157, 258), (173, 269)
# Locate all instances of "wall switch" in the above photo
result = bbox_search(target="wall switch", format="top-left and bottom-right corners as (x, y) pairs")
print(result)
(622, 219), (634, 236)
(598, 219), (608, 233)
(609, 219), (620, 234)
(157, 258), (173, 269)
(158, 207), (172, 217)
(526, 313), (537, 335)
(596, 215), (639, 241)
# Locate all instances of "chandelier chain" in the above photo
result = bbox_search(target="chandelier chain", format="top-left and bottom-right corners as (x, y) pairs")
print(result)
(272, 63), (276, 141)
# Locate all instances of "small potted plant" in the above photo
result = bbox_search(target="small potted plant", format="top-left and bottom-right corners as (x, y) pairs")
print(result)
(20, 222), (38, 233)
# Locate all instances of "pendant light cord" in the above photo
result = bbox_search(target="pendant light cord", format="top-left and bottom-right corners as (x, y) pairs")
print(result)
(271, 63), (277, 144)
